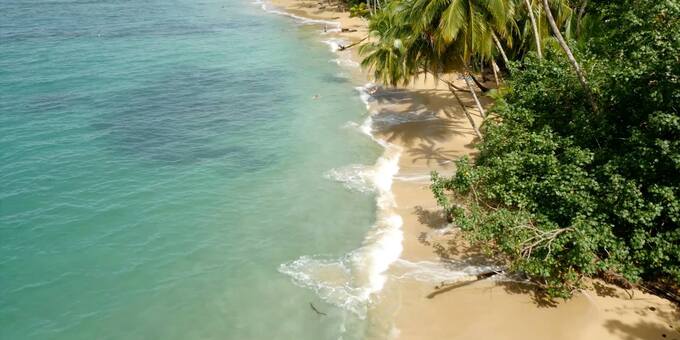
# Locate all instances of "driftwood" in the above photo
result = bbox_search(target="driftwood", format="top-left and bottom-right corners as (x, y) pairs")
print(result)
(469, 73), (491, 93)
(309, 302), (327, 316)
(444, 80), (468, 92)
(434, 270), (501, 290)
(338, 36), (368, 51)
(428, 270), (502, 299)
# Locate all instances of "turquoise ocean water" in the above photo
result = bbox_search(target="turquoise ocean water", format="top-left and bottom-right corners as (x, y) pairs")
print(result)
(0, 0), (386, 338)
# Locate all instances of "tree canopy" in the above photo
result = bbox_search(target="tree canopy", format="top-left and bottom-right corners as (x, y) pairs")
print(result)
(431, 0), (679, 297)
(360, 0), (680, 298)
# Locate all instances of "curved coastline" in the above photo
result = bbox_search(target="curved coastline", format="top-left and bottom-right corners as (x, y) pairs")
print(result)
(256, 1), (680, 340)
(258, 0), (408, 322)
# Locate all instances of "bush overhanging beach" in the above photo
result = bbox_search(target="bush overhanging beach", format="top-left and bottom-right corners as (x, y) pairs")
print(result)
(359, 0), (680, 298)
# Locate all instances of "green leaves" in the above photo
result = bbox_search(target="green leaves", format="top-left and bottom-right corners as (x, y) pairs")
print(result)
(439, 0), (467, 43)
(429, 0), (680, 298)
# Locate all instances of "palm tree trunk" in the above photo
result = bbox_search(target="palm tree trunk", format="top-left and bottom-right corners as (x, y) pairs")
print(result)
(463, 70), (486, 118)
(491, 60), (501, 87)
(541, 0), (598, 112)
(445, 82), (483, 140)
(491, 32), (510, 68)
(576, 0), (587, 37)
(525, 0), (543, 59)
(480, 61), (486, 82)
(338, 36), (368, 51)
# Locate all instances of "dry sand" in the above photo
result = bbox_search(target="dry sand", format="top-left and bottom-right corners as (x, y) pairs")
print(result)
(265, 0), (680, 339)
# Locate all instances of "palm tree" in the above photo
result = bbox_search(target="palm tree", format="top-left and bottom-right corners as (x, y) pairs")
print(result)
(523, 0), (543, 58)
(359, 4), (485, 139)
(402, 0), (518, 118)
(541, 0), (597, 112)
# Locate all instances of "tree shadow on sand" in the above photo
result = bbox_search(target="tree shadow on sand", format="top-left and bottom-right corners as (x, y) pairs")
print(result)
(602, 300), (680, 335)
(420, 230), (504, 300)
(408, 142), (460, 166)
(604, 319), (680, 340)
(593, 280), (621, 298)
(369, 87), (476, 147)
(414, 205), (448, 230)
(371, 108), (468, 147)
(496, 281), (561, 308)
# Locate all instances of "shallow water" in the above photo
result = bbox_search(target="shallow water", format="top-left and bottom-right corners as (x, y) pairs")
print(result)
(0, 0), (384, 338)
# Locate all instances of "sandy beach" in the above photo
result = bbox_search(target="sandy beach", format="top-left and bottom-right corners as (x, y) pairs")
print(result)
(266, 0), (680, 338)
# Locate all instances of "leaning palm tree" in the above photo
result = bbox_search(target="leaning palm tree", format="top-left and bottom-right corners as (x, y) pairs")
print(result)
(401, 0), (512, 118)
(360, 4), (484, 139)
(540, 0), (597, 112)
(523, 0), (543, 58)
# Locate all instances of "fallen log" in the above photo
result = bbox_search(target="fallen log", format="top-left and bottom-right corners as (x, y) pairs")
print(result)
(428, 270), (502, 299)
(338, 36), (368, 51)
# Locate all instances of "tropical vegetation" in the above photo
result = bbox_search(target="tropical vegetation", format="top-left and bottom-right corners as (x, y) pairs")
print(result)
(359, 0), (680, 298)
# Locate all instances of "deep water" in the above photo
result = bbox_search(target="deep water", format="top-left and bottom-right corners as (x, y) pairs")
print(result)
(0, 0), (381, 338)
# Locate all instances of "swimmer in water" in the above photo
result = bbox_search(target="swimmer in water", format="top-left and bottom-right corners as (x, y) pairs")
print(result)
(312, 94), (320, 99)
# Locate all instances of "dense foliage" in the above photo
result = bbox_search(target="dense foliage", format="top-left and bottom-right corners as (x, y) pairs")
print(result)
(349, 2), (370, 18)
(431, 0), (680, 297)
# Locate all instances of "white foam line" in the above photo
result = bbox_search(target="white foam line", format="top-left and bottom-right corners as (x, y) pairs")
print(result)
(332, 58), (360, 69)
(337, 84), (406, 304)
(355, 83), (377, 110)
(322, 38), (349, 53)
(280, 143), (403, 318)
(261, 0), (407, 316)
(351, 143), (403, 300)
(254, 0), (341, 31)
(393, 174), (432, 182)
(280, 99), (405, 318)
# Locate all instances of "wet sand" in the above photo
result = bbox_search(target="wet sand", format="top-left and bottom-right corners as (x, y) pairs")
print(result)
(264, 0), (680, 339)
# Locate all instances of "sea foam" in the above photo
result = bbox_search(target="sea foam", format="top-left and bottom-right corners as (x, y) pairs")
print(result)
(280, 81), (405, 318)
(280, 143), (403, 318)
(322, 38), (349, 53)
(259, 1), (407, 317)
(255, 0), (341, 32)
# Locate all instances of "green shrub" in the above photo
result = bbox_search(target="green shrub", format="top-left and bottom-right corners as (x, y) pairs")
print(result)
(432, 0), (680, 298)
(349, 2), (369, 18)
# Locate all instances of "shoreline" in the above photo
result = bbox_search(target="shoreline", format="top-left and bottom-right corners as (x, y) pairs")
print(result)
(261, 1), (680, 339)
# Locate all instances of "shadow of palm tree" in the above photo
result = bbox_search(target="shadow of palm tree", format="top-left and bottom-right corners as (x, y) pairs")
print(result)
(365, 85), (485, 147)
(408, 142), (460, 165)
(371, 108), (470, 146)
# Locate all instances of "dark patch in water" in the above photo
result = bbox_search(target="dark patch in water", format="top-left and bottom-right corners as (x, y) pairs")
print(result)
(91, 66), (290, 169)
(320, 74), (349, 84)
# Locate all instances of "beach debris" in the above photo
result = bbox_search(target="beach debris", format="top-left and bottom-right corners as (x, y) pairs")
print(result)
(433, 270), (502, 290)
(309, 302), (327, 316)
(338, 36), (368, 51)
